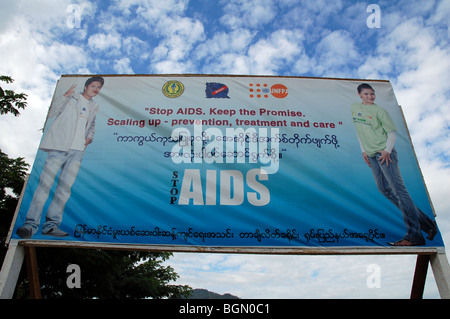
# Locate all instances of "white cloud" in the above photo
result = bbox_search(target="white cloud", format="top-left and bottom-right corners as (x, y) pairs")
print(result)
(194, 29), (254, 66)
(110, 1), (205, 73)
(203, 53), (251, 75)
(161, 16), (205, 43)
(314, 30), (360, 76)
(247, 29), (304, 75)
(0, 12), (88, 162)
(88, 33), (122, 52)
(219, 0), (277, 30)
(428, 0), (450, 35)
(166, 253), (441, 298)
(0, 0), (70, 33)
(123, 36), (150, 60)
(113, 57), (134, 74)
(195, 29), (305, 75)
(149, 18), (205, 72)
(135, 0), (188, 21)
(152, 59), (195, 74)
(38, 43), (88, 73)
(357, 55), (393, 80)
(279, 0), (345, 34)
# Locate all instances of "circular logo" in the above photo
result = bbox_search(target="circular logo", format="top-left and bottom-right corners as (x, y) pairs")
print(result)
(271, 84), (288, 98)
(162, 81), (184, 98)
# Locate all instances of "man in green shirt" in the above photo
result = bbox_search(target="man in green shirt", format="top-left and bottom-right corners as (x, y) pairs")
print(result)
(351, 83), (437, 246)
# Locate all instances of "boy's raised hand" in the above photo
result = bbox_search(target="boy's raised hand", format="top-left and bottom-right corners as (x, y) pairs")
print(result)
(63, 84), (77, 98)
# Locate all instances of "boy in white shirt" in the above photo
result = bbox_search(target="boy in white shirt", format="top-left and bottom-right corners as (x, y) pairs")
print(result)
(16, 77), (104, 239)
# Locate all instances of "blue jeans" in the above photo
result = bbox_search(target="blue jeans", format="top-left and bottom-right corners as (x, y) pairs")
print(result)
(23, 150), (83, 233)
(368, 149), (434, 245)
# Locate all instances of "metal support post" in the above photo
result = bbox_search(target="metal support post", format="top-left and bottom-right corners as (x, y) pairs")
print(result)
(24, 246), (41, 299)
(430, 252), (450, 299)
(0, 240), (25, 299)
(410, 254), (430, 299)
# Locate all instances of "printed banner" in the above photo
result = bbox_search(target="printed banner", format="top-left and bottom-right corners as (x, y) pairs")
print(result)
(11, 75), (444, 248)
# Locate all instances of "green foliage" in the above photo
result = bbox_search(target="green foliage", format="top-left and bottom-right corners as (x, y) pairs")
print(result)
(0, 150), (29, 199)
(0, 75), (28, 116)
(15, 248), (192, 299)
(0, 150), (29, 253)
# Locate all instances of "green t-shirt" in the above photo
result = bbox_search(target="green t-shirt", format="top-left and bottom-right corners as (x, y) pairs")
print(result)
(351, 102), (397, 157)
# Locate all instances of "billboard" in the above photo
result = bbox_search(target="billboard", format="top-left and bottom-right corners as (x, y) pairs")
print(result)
(10, 75), (444, 248)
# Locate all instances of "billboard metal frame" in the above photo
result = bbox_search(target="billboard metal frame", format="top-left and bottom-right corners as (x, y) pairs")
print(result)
(1, 239), (449, 299)
(1, 74), (449, 299)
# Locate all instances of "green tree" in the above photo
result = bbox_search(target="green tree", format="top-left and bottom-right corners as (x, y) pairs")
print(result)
(0, 75), (28, 116)
(0, 150), (29, 256)
(0, 75), (30, 260)
(14, 248), (191, 299)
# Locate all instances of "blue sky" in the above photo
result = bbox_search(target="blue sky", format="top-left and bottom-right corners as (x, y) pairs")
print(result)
(1, 0), (449, 298)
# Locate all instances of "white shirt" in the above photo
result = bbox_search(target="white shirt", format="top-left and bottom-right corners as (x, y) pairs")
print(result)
(70, 95), (91, 151)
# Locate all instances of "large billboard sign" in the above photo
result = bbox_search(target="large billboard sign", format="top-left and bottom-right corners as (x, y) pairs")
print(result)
(10, 75), (444, 249)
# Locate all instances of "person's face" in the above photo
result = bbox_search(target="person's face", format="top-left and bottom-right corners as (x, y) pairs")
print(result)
(83, 81), (103, 99)
(358, 88), (376, 105)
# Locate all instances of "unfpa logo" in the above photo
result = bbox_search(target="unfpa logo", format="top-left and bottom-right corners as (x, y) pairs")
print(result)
(162, 81), (184, 98)
(249, 83), (288, 99)
(270, 84), (288, 98)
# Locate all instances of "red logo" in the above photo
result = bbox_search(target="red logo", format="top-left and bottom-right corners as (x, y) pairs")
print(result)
(248, 83), (288, 98)
(249, 83), (269, 98)
(270, 84), (288, 98)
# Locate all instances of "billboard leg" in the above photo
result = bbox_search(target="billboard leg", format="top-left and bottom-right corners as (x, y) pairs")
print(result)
(0, 240), (25, 299)
(24, 246), (41, 299)
(430, 252), (450, 299)
(410, 254), (430, 299)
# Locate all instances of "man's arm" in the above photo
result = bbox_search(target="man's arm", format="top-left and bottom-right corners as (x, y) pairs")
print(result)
(47, 84), (77, 118)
